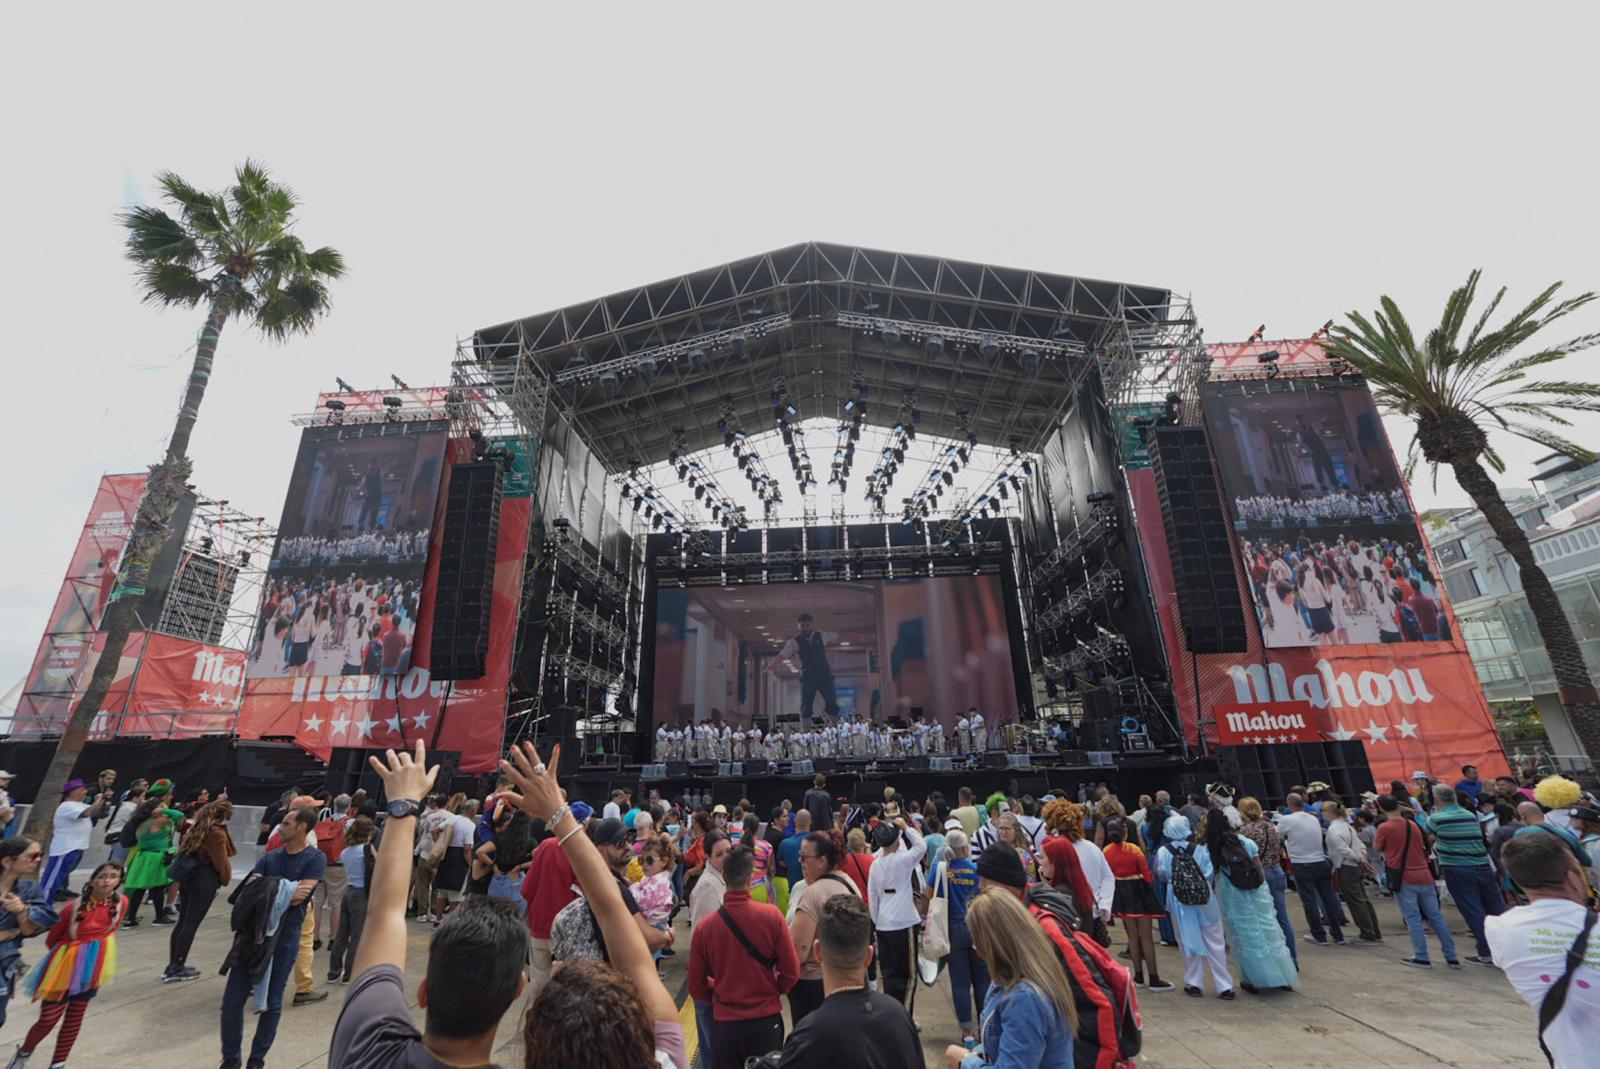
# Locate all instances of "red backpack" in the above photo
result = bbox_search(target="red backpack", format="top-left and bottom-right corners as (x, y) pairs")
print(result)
(314, 812), (346, 867)
(1027, 885), (1142, 1069)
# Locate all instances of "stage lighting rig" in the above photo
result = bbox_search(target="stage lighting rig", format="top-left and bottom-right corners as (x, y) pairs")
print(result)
(390, 374), (409, 390)
(772, 377), (816, 495)
(335, 377), (354, 393)
(552, 315), (790, 389)
(381, 395), (403, 421)
(863, 389), (917, 514)
(719, 396), (781, 514)
(837, 314), (1086, 362)
(323, 399), (346, 426)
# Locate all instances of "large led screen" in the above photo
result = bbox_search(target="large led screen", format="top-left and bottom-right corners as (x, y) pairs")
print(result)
(1202, 382), (1449, 648)
(650, 576), (1019, 726)
(247, 422), (448, 680)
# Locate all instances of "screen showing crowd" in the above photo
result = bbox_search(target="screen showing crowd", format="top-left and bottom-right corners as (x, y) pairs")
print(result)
(650, 575), (1018, 727)
(246, 423), (448, 680)
(1202, 382), (1449, 648)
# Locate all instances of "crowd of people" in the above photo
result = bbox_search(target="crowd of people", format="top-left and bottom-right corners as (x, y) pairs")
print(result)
(1239, 532), (1448, 645)
(249, 573), (419, 678)
(1232, 488), (1412, 527)
(0, 752), (1593, 1068)
(275, 527), (431, 568)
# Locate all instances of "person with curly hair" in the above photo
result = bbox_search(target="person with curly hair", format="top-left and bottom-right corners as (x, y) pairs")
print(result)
(164, 798), (235, 983)
(1041, 799), (1114, 923)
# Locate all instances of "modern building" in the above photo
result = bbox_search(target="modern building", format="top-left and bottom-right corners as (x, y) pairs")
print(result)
(1426, 454), (1600, 771)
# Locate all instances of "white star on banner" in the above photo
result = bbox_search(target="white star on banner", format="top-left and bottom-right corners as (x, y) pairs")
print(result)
(355, 716), (375, 740)
(411, 710), (431, 730)
(384, 715), (403, 734)
(304, 713), (324, 733)
(1396, 718), (1420, 739)
(1278, 734), (1291, 743)
(1363, 721), (1390, 744)
(1328, 723), (1357, 742)
(330, 716), (350, 737)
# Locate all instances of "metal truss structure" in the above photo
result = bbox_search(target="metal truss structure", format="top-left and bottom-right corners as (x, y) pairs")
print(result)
(546, 592), (630, 649)
(472, 242), (1177, 477)
(1033, 563), (1124, 633)
(1027, 503), (1120, 586)
(152, 496), (276, 652)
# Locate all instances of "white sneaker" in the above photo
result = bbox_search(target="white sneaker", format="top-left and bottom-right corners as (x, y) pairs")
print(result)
(5, 1045), (30, 1069)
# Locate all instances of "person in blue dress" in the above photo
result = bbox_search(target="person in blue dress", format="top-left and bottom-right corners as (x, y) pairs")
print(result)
(1201, 809), (1299, 994)
(948, 887), (1076, 1069)
(1154, 814), (1235, 999)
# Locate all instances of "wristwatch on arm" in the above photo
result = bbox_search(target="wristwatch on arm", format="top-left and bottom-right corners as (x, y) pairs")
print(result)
(386, 799), (423, 820)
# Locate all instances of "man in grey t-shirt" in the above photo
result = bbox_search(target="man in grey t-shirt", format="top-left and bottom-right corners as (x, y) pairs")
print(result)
(329, 744), (527, 1069)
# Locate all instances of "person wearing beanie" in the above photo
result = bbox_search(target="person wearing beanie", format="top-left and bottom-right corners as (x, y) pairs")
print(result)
(865, 814), (925, 1012)
(1154, 814), (1234, 998)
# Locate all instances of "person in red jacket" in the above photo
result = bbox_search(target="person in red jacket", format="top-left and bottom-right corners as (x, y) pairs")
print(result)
(521, 799), (592, 999)
(688, 843), (800, 1069)
(14, 862), (126, 1068)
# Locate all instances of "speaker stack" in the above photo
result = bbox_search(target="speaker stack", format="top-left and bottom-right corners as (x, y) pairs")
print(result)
(1217, 739), (1375, 805)
(429, 461), (504, 680)
(1148, 427), (1248, 654)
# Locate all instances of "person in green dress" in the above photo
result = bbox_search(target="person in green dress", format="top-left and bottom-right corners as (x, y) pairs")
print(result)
(122, 795), (183, 927)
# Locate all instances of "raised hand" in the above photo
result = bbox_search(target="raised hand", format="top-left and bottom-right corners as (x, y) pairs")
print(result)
(366, 739), (439, 802)
(497, 742), (563, 823)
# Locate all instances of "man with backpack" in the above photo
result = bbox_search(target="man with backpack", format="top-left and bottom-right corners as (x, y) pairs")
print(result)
(976, 841), (1142, 1069)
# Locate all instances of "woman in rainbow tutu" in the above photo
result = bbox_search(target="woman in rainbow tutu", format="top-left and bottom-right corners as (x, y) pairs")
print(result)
(6, 862), (126, 1069)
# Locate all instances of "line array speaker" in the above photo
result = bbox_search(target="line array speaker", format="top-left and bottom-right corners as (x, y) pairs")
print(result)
(1216, 739), (1375, 806)
(429, 461), (503, 680)
(1149, 427), (1248, 653)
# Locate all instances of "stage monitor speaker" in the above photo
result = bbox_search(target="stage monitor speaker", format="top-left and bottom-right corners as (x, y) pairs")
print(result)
(429, 461), (504, 680)
(1149, 428), (1248, 653)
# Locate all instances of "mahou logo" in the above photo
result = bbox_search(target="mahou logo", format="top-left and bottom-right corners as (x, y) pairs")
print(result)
(192, 649), (244, 691)
(286, 667), (459, 703)
(1227, 660), (1435, 710)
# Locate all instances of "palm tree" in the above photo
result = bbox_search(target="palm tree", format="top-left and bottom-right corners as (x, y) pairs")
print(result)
(27, 162), (343, 836)
(1326, 270), (1600, 769)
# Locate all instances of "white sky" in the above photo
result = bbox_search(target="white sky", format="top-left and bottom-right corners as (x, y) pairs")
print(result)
(4, 4), (1600, 689)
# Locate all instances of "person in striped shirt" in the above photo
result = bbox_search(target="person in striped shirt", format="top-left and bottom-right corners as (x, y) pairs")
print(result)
(1426, 784), (1503, 966)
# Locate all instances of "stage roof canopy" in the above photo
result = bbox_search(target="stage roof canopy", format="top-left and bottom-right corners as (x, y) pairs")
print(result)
(473, 242), (1182, 472)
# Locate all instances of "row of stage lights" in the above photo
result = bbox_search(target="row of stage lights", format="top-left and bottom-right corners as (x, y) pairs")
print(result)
(772, 377), (816, 495)
(863, 388), (919, 513)
(718, 396), (782, 518)
(828, 371), (868, 494)
(666, 428), (749, 534)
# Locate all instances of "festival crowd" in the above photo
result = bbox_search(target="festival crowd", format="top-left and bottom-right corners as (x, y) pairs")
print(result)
(0, 750), (1594, 1068)
(1240, 533), (1449, 645)
(250, 574), (419, 678)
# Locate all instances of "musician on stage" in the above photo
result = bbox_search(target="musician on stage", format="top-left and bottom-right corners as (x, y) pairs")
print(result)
(768, 613), (840, 721)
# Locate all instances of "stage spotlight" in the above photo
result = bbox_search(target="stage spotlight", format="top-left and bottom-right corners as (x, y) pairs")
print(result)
(978, 337), (998, 365)
(924, 334), (944, 358)
(677, 463), (689, 480)
(638, 355), (659, 383)
(324, 399), (346, 412)
(599, 369), (620, 397)
(238, 550), (251, 566)
(688, 348), (709, 373)
(957, 446), (970, 465)
(1021, 459), (1034, 477)
(390, 374), (409, 390)
(1087, 491), (1114, 506)
(382, 395), (402, 408)
(882, 324), (901, 346)
(569, 348), (589, 370)
(1020, 348), (1040, 374)
(730, 331), (748, 358)
(335, 377), (354, 393)
(1257, 349), (1280, 364)
(942, 470), (954, 487)
(632, 496), (643, 512)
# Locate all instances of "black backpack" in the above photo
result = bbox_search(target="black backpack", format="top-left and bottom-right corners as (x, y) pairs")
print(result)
(1218, 838), (1264, 891)
(1169, 843), (1211, 906)
(118, 817), (141, 849)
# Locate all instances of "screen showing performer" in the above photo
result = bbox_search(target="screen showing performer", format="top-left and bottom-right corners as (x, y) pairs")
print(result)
(649, 575), (1019, 730)
(1202, 381), (1449, 648)
(246, 421), (448, 680)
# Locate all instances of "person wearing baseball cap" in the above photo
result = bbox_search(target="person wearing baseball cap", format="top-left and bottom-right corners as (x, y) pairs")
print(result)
(865, 813), (925, 1012)
(40, 779), (107, 902)
(592, 817), (672, 963)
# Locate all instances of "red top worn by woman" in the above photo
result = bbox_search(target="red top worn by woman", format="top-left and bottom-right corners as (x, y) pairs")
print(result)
(1104, 841), (1155, 883)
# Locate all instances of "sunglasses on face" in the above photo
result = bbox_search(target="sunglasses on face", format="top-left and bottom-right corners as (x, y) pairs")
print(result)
(643, 855), (659, 865)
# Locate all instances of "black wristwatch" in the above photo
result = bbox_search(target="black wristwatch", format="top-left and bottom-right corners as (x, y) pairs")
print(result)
(386, 798), (423, 820)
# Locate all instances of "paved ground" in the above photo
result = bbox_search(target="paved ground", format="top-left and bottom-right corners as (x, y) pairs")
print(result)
(0, 884), (1542, 1068)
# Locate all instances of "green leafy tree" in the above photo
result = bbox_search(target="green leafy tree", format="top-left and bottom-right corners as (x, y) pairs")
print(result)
(27, 162), (343, 837)
(1326, 270), (1600, 768)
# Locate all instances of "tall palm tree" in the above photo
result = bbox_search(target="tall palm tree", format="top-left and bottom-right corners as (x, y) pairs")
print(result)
(27, 162), (343, 836)
(1326, 270), (1600, 768)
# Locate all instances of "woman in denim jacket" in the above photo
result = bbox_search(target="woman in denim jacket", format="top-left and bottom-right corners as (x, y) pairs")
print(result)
(947, 888), (1077, 1069)
(0, 837), (58, 1028)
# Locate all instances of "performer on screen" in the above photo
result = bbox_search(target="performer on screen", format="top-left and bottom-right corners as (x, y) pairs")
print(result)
(358, 459), (384, 529)
(768, 613), (840, 721)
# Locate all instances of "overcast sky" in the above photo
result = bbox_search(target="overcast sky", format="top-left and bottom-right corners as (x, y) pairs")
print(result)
(4, 4), (1599, 689)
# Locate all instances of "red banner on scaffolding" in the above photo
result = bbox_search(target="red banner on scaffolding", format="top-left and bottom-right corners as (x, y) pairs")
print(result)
(16, 474), (146, 730)
(1125, 357), (1509, 785)
(235, 492), (529, 773)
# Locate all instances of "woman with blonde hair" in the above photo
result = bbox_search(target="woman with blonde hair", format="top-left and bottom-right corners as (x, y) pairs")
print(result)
(944, 888), (1077, 1069)
(991, 812), (1038, 884)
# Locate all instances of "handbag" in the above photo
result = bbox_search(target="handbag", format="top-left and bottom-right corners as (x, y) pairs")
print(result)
(167, 850), (200, 884)
(920, 863), (951, 961)
(1386, 819), (1420, 893)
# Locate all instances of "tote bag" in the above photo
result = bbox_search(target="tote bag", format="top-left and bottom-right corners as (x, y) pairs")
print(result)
(920, 862), (951, 960)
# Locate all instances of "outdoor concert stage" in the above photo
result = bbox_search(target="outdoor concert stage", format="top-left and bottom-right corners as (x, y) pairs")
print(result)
(10, 243), (1508, 806)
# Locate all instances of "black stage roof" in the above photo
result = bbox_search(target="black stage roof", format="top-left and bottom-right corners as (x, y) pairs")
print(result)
(474, 242), (1176, 472)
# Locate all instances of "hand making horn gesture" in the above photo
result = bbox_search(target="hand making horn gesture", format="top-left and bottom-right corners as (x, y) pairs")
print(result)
(497, 741), (564, 824)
